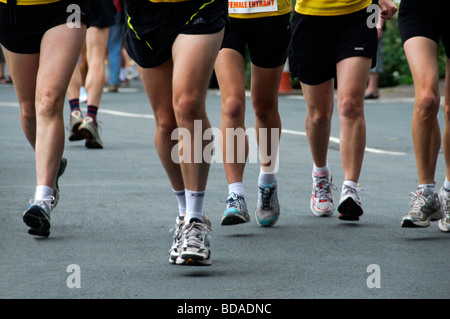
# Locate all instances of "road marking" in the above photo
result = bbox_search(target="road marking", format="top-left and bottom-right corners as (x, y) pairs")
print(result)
(0, 101), (406, 156)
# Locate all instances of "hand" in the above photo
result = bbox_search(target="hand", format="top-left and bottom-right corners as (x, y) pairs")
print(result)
(378, 0), (398, 19)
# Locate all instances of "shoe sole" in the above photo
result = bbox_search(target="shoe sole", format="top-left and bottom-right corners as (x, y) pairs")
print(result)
(221, 209), (250, 226)
(69, 121), (84, 141)
(79, 128), (103, 149)
(401, 210), (442, 228)
(338, 198), (363, 221)
(23, 206), (50, 237)
(310, 198), (334, 217)
(438, 219), (450, 232)
(176, 253), (211, 266)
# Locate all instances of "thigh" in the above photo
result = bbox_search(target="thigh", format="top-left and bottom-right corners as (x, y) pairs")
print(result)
(215, 48), (247, 102)
(172, 31), (224, 101)
(1, 45), (39, 114)
(36, 24), (87, 105)
(403, 37), (440, 93)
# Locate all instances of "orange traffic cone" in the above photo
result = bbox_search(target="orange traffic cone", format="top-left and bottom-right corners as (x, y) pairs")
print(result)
(279, 59), (292, 94)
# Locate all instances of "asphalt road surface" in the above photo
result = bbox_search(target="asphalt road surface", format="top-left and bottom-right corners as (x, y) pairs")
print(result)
(1, 79), (449, 300)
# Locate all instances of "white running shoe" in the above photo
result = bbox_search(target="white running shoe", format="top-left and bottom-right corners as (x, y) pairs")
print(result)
(176, 218), (212, 266)
(401, 187), (442, 228)
(23, 196), (54, 237)
(310, 171), (335, 217)
(438, 184), (450, 232)
(338, 184), (363, 221)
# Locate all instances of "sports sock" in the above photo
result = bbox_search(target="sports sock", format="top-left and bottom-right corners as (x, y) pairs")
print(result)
(228, 182), (245, 197)
(343, 180), (358, 189)
(258, 167), (276, 186)
(172, 189), (186, 217)
(185, 189), (205, 223)
(34, 185), (54, 201)
(86, 105), (99, 122)
(69, 98), (80, 112)
(418, 183), (435, 194)
(313, 162), (329, 175)
(444, 178), (450, 196)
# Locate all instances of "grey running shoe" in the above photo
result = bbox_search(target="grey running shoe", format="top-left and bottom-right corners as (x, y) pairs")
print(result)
(23, 196), (53, 237)
(401, 187), (443, 228)
(68, 110), (84, 141)
(79, 117), (103, 149)
(338, 184), (363, 221)
(311, 171), (336, 217)
(438, 184), (450, 232)
(255, 182), (280, 227)
(221, 192), (250, 226)
(176, 218), (212, 266)
(52, 156), (67, 209)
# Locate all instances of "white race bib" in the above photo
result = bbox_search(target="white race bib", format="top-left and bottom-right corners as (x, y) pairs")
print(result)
(228, 0), (278, 14)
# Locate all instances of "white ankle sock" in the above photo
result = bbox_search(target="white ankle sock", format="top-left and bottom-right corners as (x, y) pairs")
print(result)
(228, 182), (245, 197)
(259, 167), (276, 185)
(313, 162), (329, 175)
(185, 189), (205, 222)
(34, 185), (54, 201)
(172, 189), (186, 217)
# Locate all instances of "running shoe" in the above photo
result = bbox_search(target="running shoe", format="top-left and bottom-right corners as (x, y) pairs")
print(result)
(310, 171), (336, 217)
(255, 182), (280, 227)
(176, 218), (212, 266)
(23, 196), (54, 237)
(401, 187), (442, 228)
(170, 215), (211, 264)
(169, 216), (185, 264)
(68, 110), (84, 141)
(438, 184), (450, 232)
(337, 184), (363, 221)
(221, 192), (250, 225)
(52, 156), (67, 209)
(79, 117), (103, 149)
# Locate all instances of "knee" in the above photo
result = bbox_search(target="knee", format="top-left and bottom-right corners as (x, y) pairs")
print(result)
(222, 97), (245, 121)
(338, 96), (363, 121)
(415, 90), (440, 120)
(36, 91), (63, 119)
(174, 94), (203, 123)
(253, 100), (278, 122)
(156, 116), (178, 136)
(20, 102), (36, 124)
(307, 107), (332, 128)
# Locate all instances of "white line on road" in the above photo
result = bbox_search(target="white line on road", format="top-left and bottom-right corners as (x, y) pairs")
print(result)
(0, 101), (406, 156)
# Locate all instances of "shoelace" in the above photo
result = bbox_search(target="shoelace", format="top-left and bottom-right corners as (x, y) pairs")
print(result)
(182, 222), (210, 249)
(408, 192), (428, 214)
(259, 186), (274, 210)
(29, 196), (55, 214)
(226, 193), (245, 210)
(342, 185), (363, 199)
(313, 175), (336, 200)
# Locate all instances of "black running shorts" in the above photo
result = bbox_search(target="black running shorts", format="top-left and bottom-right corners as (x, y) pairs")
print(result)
(221, 13), (291, 69)
(124, 0), (227, 68)
(0, 0), (89, 54)
(89, 0), (116, 28)
(399, 0), (450, 59)
(289, 8), (377, 85)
